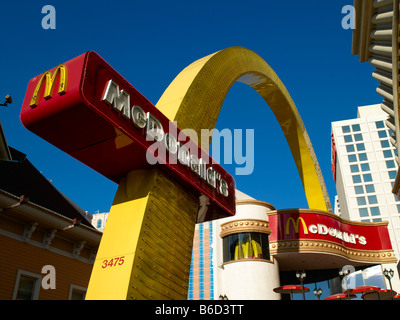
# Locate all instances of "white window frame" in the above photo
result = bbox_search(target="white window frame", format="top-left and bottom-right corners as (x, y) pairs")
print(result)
(12, 269), (42, 300)
(68, 284), (87, 300)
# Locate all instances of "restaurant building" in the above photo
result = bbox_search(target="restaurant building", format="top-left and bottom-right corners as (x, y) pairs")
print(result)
(189, 189), (400, 300)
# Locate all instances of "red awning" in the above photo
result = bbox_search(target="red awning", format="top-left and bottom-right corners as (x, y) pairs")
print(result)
(273, 285), (310, 294)
(324, 293), (356, 300)
(362, 289), (397, 300)
(344, 285), (380, 295)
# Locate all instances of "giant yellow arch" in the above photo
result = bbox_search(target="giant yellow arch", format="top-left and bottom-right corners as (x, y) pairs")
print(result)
(86, 46), (332, 299)
(156, 46), (331, 212)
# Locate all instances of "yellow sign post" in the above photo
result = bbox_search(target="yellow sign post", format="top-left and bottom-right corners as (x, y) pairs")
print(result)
(86, 169), (198, 299)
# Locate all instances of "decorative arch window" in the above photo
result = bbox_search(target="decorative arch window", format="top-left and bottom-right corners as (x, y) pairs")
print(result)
(223, 232), (270, 262)
(220, 219), (272, 263)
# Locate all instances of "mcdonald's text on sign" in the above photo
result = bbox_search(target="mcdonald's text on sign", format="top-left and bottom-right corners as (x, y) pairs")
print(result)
(284, 216), (367, 245)
(20, 51), (235, 220)
(101, 80), (230, 198)
(307, 223), (366, 245)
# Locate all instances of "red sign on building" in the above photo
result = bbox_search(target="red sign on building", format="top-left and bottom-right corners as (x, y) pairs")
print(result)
(331, 133), (337, 182)
(268, 209), (393, 253)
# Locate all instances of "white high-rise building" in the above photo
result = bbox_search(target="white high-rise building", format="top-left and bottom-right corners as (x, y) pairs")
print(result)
(91, 211), (109, 232)
(331, 104), (400, 263)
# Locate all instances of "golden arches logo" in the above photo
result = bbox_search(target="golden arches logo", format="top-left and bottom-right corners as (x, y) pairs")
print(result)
(156, 46), (332, 212)
(285, 217), (309, 235)
(29, 64), (67, 107)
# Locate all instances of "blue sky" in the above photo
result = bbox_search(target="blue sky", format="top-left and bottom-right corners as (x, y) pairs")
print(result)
(0, 0), (379, 218)
(0, 0), (384, 301)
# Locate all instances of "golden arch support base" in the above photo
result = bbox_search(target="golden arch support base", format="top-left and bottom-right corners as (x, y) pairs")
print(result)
(86, 169), (198, 300)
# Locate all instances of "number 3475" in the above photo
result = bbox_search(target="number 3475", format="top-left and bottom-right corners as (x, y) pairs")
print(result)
(101, 256), (125, 269)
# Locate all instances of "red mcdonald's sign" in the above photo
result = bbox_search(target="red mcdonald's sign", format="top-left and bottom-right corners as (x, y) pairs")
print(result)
(267, 209), (396, 265)
(269, 209), (393, 252)
(331, 133), (337, 182)
(20, 51), (236, 220)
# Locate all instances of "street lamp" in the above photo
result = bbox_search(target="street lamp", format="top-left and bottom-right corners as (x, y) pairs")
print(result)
(313, 286), (322, 300)
(339, 268), (350, 296)
(296, 271), (306, 300)
(0, 95), (12, 107)
(383, 268), (395, 300)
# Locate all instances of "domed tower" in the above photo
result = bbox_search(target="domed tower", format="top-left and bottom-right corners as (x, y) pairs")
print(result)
(214, 190), (281, 300)
(189, 190), (281, 300)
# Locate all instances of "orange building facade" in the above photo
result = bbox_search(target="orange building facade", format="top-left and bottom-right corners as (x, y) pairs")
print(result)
(0, 234), (95, 299)
(0, 128), (101, 300)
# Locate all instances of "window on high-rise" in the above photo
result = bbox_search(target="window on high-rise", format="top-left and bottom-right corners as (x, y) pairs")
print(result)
(346, 145), (355, 152)
(380, 140), (390, 148)
(352, 175), (362, 183)
(365, 184), (375, 193)
(354, 133), (363, 141)
(344, 135), (353, 143)
(360, 163), (371, 171)
(378, 130), (387, 138)
(383, 150), (392, 158)
(348, 155), (357, 162)
(356, 143), (365, 151)
(350, 165), (359, 173)
(376, 121), (385, 129)
(368, 195), (378, 205)
(342, 125), (351, 133)
(352, 124), (361, 132)
(358, 153), (368, 161)
(386, 160), (396, 169)
(359, 208), (368, 217)
(357, 197), (366, 205)
(361, 163), (370, 171)
(389, 171), (397, 179)
(370, 207), (380, 216)
(354, 186), (364, 194)
(363, 174), (372, 182)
